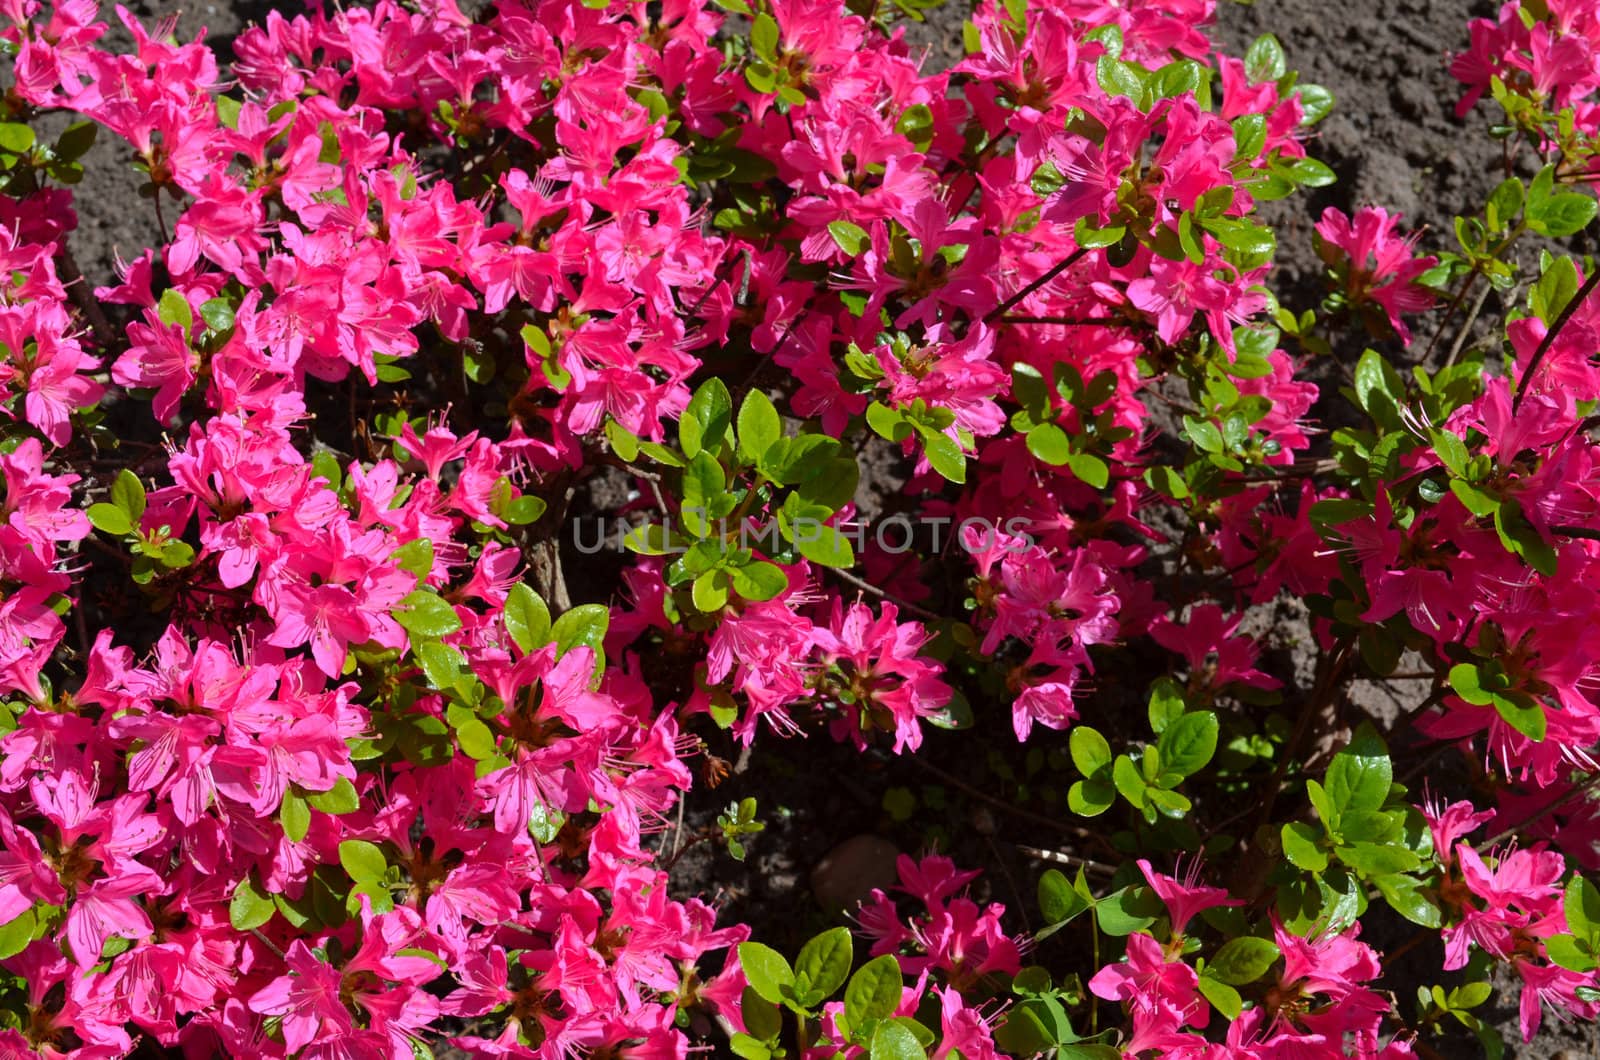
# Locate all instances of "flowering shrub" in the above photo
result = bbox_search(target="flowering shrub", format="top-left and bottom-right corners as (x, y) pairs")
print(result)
(5, 0), (1600, 1055)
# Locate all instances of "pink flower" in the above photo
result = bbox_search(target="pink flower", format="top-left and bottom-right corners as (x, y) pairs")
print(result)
(1314, 206), (1438, 343)
(1137, 857), (1242, 938)
(247, 940), (354, 1051)
(1150, 603), (1281, 691)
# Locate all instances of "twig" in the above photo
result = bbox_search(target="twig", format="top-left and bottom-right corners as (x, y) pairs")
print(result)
(1421, 271), (1481, 367)
(1380, 928), (1431, 970)
(828, 565), (942, 622)
(1000, 315), (1122, 326)
(989, 835), (1032, 933)
(735, 306), (807, 398)
(1484, 772), (1600, 847)
(1441, 278), (1492, 370)
(1254, 635), (1355, 830)
(1016, 844), (1117, 878)
(152, 190), (169, 245)
(1514, 266), (1600, 411)
(982, 248), (1089, 325)
(1551, 524), (1600, 541)
(250, 928), (286, 959)
(56, 246), (115, 351)
(906, 756), (1109, 847)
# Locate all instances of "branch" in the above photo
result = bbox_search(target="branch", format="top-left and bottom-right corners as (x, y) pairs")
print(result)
(827, 565), (942, 622)
(1484, 772), (1600, 847)
(982, 247), (1090, 325)
(1514, 266), (1600, 411)
(1000, 315), (1123, 326)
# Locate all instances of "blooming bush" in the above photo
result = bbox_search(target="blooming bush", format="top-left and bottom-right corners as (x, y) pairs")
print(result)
(5, 0), (1600, 1055)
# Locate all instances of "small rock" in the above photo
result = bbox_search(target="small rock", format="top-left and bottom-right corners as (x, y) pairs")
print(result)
(811, 835), (901, 913)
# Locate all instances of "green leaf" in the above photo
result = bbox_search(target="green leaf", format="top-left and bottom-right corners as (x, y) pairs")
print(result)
(1431, 429), (1470, 478)
(551, 604), (609, 667)
(1069, 726), (1112, 776)
(87, 503), (133, 536)
(454, 716), (497, 760)
(794, 926), (853, 1006)
(158, 288), (193, 335)
(396, 590), (462, 638)
(307, 777), (360, 815)
(1067, 778), (1115, 816)
(844, 954), (903, 1028)
(280, 790), (311, 843)
(1567, 875), (1600, 943)
(1530, 192), (1597, 238)
(995, 997), (1074, 1055)
(1095, 55), (1145, 100)
(1094, 886), (1162, 936)
(110, 469), (147, 522)
(1145, 464), (1189, 500)
(791, 519), (855, 568)
(416, 640), (470, 694)
(1545, 933), (1598, 973)
(680, 378), (733, 459)
(1156, 711), (1218, 780)
(392, 538), (434, 579)
(1487, 177), (1525, 232)
(199, 297), (236, 333)
(750, 12), (780, 60)
(229, 875), (276, 931)
(1147, 678), (1186, 734)
(737, 942), (795, 1006)
(1232, 114), (1267, 161)
(1112, 754), (1147, 807)
(1532, 255), (1579, 325)
(1025, 423), (1071, 466)
(761, 435), (846, 487)
(741, 986), (783, 1042)
(1209, 937), (1279, 984)
(0, 123), (32, 154)
(503, 583), (551, 654)
(1038, 869), (1091, 925)
(500, 494), (546, 526)
(338, 840), (388, 883)
(1281, 821), (1328, 872)
(54, 120), (96, 161)
(1067, 451), (1110, 489)
(1494, 691), (1547, 742)
(0, 907), (34, 961)
(1197, 975), (1242, 1019)
(1494, 497), (1558, 576)
(1293, 83), (1335, 124)
(1244, 33), (1286, 83)
(731, 561), (788, 601)
(1184, 416), (1224, 453)
(1337, 841), (1421, 877)
(1375, 873), (1442, 928)
(1325, 723), (1391, 814)
(1448, 663), (1494, 706)
(1241, 33), (1280, 83)
(738, 389), (783, 463)
(869, 1020), (926, 1060)
(919, 428), (967, 484)
(1284, 156), (1335, 188)
(1449, 982), (1494, 1010)
(681, 452), (727, 537)
(1073, 216), (1126, 249)
(828, 220), (871, 257)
